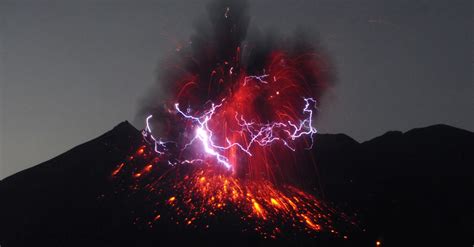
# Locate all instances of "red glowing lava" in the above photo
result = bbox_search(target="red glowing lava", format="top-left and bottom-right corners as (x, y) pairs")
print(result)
(111, 144), (350, 239)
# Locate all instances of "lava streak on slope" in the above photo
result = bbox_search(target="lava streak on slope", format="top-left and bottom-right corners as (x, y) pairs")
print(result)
(111, 145), (351, 239)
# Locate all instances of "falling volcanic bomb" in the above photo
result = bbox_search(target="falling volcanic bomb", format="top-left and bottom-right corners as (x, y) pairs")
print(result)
(112, 0), (344, 239)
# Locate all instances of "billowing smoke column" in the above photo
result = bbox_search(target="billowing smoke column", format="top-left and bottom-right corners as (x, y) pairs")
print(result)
(140, 0), (333, 182)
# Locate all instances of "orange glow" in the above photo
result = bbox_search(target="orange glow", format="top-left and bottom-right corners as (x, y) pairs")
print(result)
(270, 198), (280, 207)
(112, 146), (348, 239)
(144, 164), (153, 172)
(376, 240), (381, 246)
(111, 163), (125, 176)
(301, 214), (320, 231)
(154, 214), (161, 221)
(252, 200), (266, 219)
(142, 166), (337, 237)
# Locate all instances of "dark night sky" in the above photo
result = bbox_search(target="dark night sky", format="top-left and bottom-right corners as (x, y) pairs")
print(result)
(1, 0), (472, 178)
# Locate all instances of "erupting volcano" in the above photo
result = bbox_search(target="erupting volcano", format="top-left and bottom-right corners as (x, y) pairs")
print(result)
(2, 1), (472, 246)
(111, 0), (344, 240)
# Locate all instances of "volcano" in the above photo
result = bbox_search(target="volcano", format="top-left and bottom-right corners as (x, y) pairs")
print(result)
(0, 122), (472, 246)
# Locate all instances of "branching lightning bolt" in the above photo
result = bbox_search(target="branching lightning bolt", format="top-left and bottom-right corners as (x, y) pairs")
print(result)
(143, 97), (317, 170)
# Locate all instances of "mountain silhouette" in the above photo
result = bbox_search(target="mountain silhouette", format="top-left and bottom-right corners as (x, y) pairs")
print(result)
(0, 122), (472, 246)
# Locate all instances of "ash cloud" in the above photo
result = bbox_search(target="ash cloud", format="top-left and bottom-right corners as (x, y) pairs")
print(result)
(138, 0), (335, 132)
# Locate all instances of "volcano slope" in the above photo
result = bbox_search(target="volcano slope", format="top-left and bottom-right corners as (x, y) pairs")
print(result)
(0, 122), (472, 246)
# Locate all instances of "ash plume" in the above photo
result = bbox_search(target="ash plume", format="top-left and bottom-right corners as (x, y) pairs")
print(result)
(138, 0), (335, 181)
(140, 0), (334, 121)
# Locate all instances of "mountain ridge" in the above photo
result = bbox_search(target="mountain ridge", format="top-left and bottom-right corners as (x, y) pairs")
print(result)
(0, 121), (472, 246)
(5, 121), (471, 182)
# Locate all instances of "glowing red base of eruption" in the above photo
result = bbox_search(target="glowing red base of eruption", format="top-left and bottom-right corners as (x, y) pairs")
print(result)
(111, 144), (352, 239)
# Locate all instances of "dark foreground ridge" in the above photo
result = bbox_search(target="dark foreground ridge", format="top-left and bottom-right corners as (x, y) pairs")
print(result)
(0, 122), (472, 246)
